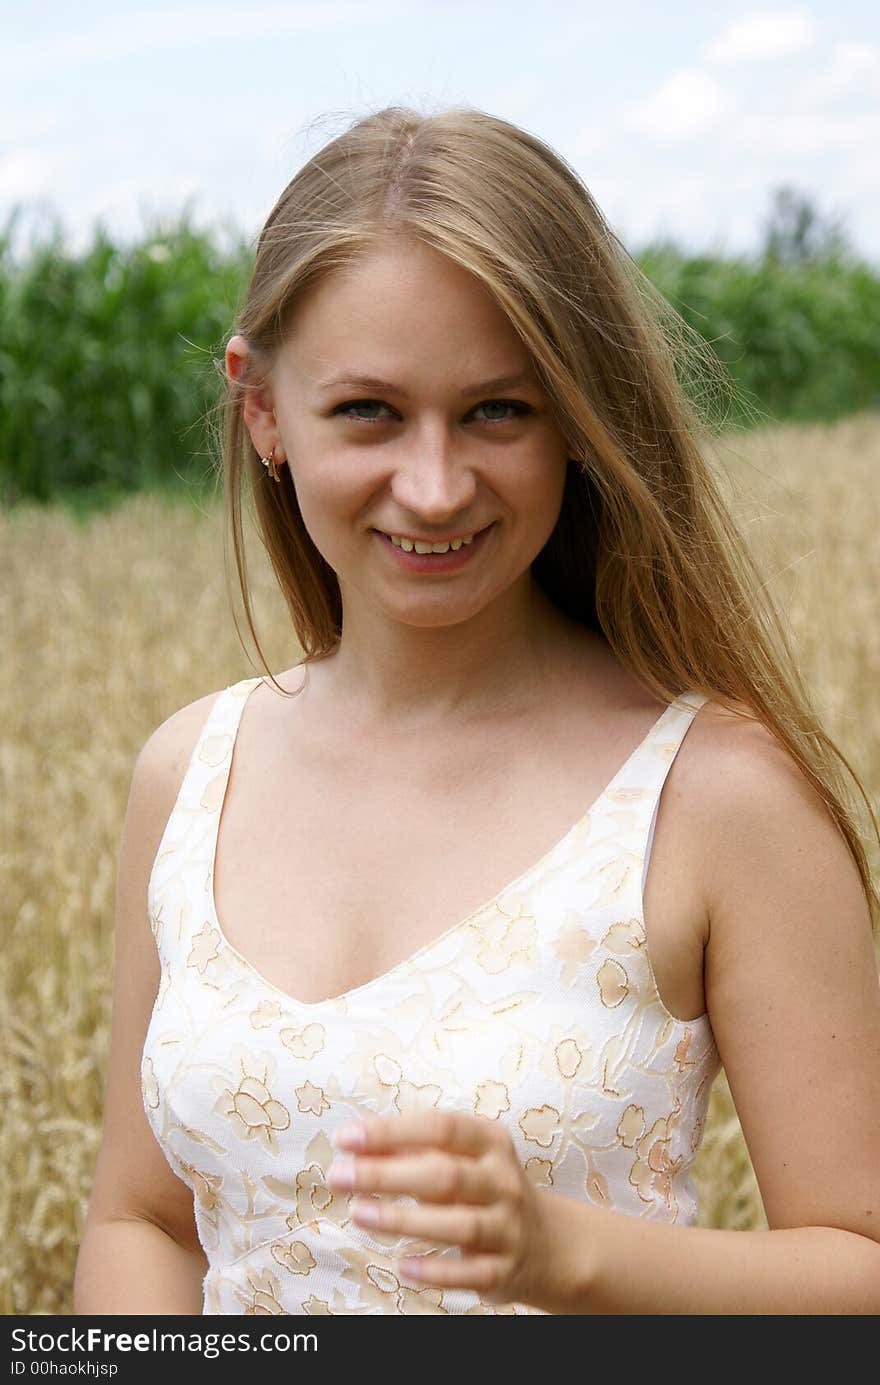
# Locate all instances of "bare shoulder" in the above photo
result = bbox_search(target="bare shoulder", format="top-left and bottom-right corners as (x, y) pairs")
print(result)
(133, 669), (304, 816)
(688, 694), (875, 998)
(692, 696), (814, 799)
(137, 686), (226, 780)
(129, 685), (242, 837)
(662, 692), (875, 976)
(673, 698), (853, 924)
(650, 692), (870, 982)
(673, 694), (797, 794)
(639, 696), (797, 1017)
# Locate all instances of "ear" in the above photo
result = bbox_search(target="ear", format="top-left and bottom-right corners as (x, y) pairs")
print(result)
(225, 335), (285, 461)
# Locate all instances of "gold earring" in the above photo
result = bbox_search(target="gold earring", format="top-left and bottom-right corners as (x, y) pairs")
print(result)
(260, 445), (282, 482)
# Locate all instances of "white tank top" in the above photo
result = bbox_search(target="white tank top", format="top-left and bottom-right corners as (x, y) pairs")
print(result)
(142, 676), (719, 1315)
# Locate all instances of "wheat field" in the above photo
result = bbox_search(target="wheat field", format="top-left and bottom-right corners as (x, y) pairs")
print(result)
(2, 412), (879, 1315)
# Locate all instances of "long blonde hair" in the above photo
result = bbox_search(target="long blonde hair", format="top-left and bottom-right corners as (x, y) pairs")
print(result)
(211, 103), (879, 928)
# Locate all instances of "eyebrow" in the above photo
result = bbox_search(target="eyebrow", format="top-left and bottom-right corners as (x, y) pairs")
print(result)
(314, 370), (536, 397)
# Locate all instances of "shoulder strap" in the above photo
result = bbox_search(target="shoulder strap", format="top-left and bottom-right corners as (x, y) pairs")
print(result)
(640, 691), (708, 892)
(147, 676), (262, 928)
(594, 690), (707, 877)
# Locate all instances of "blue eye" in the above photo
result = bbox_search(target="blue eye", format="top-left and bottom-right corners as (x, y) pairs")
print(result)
(332, 399), (531, 425)
(333, 399), (392, 423)
(473, 400), (530, 423)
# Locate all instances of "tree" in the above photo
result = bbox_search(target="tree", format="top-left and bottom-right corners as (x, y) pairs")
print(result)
(760, 186), (850, 264)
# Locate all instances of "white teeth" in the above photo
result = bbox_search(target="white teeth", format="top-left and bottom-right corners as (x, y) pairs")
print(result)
(387, 530), (479, 554)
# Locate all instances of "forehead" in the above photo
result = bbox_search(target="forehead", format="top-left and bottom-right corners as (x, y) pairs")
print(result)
(281, 242), (534, 389)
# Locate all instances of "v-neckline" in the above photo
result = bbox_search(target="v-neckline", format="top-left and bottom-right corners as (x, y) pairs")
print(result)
(204, 682), (691, 1014)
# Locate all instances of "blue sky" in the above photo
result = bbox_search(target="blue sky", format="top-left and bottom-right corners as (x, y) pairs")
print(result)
(2, 0), (877, 262)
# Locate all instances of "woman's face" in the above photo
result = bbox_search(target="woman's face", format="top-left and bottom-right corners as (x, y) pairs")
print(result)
(233, 235), (570, 630)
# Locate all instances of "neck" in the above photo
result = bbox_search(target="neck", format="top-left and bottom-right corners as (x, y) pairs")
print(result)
(316, 574), (589, 735)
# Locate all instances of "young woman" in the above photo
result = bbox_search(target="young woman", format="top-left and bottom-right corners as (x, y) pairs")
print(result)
(75, 106), (880, 1315)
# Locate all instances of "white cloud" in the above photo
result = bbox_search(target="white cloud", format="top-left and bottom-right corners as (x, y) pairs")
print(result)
(624, 68), (731, 142)
(0, 110), (61, 147)
(584, 7), (878, 258)
(816, 40), (880, 100)
(729, 108), (880, 159)
(0, 150), (56, 199)
(704, 8), (818, 64)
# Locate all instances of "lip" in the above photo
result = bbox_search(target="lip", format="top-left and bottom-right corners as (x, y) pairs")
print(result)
(373, 522), (495, 573)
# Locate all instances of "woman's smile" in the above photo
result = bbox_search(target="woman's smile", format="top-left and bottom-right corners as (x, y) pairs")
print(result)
(372, 521), (497, 573)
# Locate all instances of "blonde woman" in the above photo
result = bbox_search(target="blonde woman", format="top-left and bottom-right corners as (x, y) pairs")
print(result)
(75, 106), (880, 1315)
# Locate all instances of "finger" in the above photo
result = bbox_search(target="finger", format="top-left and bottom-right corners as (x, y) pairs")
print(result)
(349, 1193), (511, 1252)
(329, 1150), (497, 1205)
(397, 1249), (509, 1298)
(332, 1109), (507, 1158)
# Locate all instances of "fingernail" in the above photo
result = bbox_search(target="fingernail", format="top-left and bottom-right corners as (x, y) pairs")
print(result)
(328, 1154), (357, 1189)
(351, 1197), (380, 1226)
(333, 1120), (366, 1150)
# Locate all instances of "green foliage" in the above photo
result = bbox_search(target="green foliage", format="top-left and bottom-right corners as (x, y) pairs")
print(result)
(0, 206), (252, 507)
(1, 196), (878, 508)
(640, 240), (880, 426)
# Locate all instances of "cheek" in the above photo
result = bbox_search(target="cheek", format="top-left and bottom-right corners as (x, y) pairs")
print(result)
(288, 466), (367, 558)
(519, 454), (569, 531)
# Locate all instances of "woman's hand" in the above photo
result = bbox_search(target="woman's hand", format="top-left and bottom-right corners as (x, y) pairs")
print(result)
(327, 1110), (561, 1306)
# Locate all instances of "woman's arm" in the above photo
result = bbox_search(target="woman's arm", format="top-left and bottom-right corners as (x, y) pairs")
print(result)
(74, 694), (220, 1315)
(534, 1199), (880, 1314)
(531, 715), (880, 1314)
(74, 1217), (207, 1316)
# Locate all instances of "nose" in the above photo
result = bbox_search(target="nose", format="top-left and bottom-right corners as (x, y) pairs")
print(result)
(388, 428), (479, 524)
